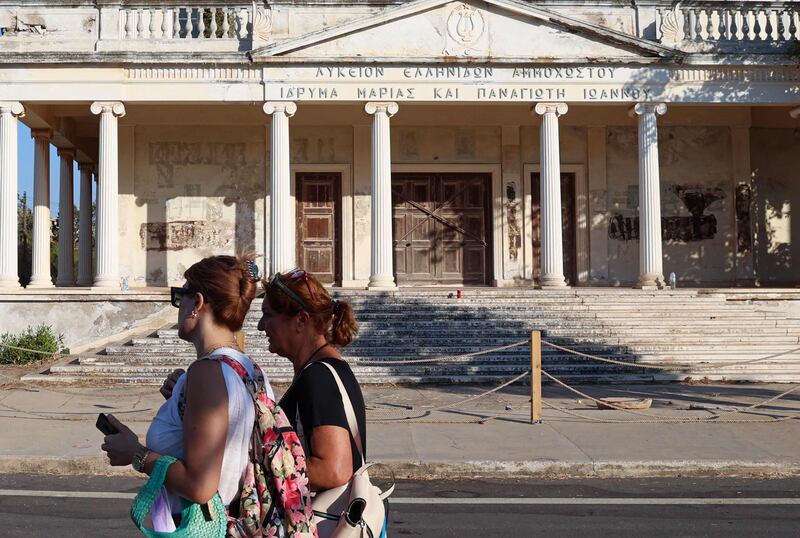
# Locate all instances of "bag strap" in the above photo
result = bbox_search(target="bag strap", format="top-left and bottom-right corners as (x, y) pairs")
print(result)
(318, 361), (364, 461)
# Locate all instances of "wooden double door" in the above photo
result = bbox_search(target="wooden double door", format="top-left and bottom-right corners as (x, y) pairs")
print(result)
(392, 173), (491, 285)
(531, 172), (577, 286)
(295, 173), (341, 285)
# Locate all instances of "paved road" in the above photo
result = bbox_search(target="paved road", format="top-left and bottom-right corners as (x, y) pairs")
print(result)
(1, 475), (798, 537)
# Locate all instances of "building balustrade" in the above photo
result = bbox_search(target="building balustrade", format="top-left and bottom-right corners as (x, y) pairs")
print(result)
(658, 2), (800, 46)
(0, 2), (797, 54)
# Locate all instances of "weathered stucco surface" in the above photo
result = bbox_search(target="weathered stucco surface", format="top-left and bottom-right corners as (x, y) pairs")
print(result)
(751, 128), (800, 285)
(0, 297), (170, 349)
(605, 125), (735, 285)
(120, 125), (267, 286)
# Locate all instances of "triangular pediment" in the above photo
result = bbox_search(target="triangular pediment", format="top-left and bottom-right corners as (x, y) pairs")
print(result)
(251, 0), (676, 62)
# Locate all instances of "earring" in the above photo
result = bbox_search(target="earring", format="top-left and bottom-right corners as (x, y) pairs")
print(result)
(191, 311), (197, 319)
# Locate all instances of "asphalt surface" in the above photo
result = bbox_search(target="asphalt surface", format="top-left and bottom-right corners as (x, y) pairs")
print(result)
(0, 475), (798, 537)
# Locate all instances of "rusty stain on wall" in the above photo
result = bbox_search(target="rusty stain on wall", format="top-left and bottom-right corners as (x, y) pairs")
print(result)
(505, 183), (521, 261)
(140, 221), (234, 251)
(735, 183), (752, 254)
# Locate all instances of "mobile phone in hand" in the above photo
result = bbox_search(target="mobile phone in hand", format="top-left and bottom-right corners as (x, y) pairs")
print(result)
(96, 413), (119, 436)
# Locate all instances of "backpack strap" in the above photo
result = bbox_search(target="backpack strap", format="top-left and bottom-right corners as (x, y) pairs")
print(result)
(317, 361), (364, 461)
(178, 354), (262, 420)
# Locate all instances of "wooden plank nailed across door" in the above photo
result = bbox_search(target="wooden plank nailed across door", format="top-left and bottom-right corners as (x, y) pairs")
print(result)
(392, 173), (491, 285)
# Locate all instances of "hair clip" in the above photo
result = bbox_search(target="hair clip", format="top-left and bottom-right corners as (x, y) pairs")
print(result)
(245, 259), (260, 282)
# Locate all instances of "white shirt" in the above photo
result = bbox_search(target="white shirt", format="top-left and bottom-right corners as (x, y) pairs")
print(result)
(146, 348), (274, 507)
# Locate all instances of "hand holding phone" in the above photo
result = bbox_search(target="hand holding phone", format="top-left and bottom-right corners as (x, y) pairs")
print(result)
(96, 413), (120, 436)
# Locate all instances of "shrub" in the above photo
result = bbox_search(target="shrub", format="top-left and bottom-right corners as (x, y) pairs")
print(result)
(0, 324), (66, 365)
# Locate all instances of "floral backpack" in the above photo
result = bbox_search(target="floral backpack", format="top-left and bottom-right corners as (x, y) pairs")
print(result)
(179, 356), (317, 538)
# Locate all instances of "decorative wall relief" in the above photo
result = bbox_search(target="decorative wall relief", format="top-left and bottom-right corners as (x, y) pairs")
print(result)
(608, 185), (725, 242)
(252, 7), (273, 46)
(444, 3), (488, 56)
(140, 221), (234, 251)
(506, 183), (521, 261)
(148, 141), (249, 189)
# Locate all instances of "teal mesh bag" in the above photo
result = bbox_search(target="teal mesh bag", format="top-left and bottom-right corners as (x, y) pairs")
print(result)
(130, 455), (227, 538)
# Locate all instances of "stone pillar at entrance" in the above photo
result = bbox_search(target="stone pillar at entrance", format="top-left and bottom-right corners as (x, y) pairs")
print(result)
(77, 163), (94, 287)
(29, 129), (54, 288)
(56, 149), (76, 287)
(534, 102), (568, 288)
(632, 103), (667, 289)
(91, 101), (125, 289)
(263, 101), (297, 275)
(365, 102), (398, 290)
(0, 102), (24, 290)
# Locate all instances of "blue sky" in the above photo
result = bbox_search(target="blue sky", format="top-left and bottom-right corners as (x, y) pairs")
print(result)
(17, 123), (94, 216)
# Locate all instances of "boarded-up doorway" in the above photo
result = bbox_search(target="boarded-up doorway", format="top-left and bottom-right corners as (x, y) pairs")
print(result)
(296, 172), (341, 285)
(392, 173), (491, 285)
(531, 172), (577, 286)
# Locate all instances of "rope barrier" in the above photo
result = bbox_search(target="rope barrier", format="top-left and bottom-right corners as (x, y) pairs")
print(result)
(541, 339), (800, 372)
(540, 369), (800, 424)
(353, 340), (529, 366)
(0, 342), (62, 358)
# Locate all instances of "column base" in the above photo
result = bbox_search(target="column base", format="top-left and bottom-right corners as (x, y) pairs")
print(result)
(367, 275), (397, 290)
(93, 276), (121, 289)
(0, 278), (21, 291)
(27, 278), (54, 289)
(634, 275), (665, 290)
(540, 274), (567, 288)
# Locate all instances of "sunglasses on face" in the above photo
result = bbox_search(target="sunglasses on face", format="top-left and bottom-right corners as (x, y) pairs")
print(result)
(170, 286), (199, 308)
(268, 269), (317, 311)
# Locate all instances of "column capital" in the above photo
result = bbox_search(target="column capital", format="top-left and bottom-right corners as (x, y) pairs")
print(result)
(78, 162), (95, 173)
(58, 147), (76, 160)
(31, 128), (52, 141)
(0, 101), (24, 118)
(90, 101), (126, 117)
(365, 102), (399, 117)
(790, 107), (800, 119)
(533, 102), (568, 117)
(631, 102), (667, 117)
(263, 101), (297, 117)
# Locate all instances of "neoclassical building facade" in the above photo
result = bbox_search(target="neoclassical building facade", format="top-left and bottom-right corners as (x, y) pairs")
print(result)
(0, 0), (798, 291)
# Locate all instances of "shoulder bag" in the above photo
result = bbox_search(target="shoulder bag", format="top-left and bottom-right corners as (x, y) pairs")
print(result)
(311, 361), (394, 538)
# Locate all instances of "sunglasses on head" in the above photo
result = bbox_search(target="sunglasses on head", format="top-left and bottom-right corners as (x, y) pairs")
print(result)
(268, 269), (317, 311)
(170, 286), (199, 308)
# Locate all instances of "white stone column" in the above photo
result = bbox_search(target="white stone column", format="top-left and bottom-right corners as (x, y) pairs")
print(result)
(91, 101), (125, 288)
(28, 129), (54, 288)
(534, 102), (568, 288)
(77, 163), (94, 286)
(56, 148), (76, 287)
(263, 101), (297, 275)
(632, 103), (667, 289)
(0, 102), (24, 290)
(365, 102), (398, 290)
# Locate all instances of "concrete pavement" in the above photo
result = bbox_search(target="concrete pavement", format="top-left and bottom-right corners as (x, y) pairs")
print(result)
(0, 378), (799, 479)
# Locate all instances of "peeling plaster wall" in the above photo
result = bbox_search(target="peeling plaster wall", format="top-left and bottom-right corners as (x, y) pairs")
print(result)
(120, 125), (266, 287)
(392, 126), (501, 163)
(606, 126), (735, 285)
(291, 126), (353, 164)
(751, 128), (800, 284)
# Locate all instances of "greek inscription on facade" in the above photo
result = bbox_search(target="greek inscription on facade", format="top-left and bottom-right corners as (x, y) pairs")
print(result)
(315, 67), (385, 78)
(477, 87), (566, 100)
(433, 88), (459, 99)
(583, 88), (651, 101)
(512, 67), (616, 79)
(356, 87), (416, 99)
(279, 87), (339, 99)
(402, 67), (494, 79)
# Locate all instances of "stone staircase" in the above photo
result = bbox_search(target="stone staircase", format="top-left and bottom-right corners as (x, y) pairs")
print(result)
(43, 289), (800, 384)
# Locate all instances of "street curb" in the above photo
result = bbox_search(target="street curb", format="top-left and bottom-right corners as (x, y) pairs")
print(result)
(2, 456), (799, 480)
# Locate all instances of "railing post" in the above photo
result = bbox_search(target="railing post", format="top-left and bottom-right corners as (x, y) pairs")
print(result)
(531, 330), (542, 424)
